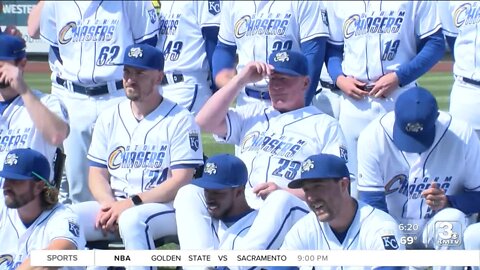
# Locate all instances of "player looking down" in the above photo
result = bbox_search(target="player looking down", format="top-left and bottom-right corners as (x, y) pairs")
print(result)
(175, 50), (347, 259)
(357, 87), (480, 268)
(0, 148), (85, 270)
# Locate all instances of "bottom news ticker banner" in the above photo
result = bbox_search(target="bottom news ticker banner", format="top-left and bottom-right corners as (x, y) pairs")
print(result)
(31, 250), (480, 267)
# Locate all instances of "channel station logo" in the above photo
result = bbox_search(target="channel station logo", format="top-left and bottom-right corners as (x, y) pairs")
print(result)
(434, 221), (462, 247)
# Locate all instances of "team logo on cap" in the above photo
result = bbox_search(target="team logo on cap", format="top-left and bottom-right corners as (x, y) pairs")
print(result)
(128, 47), (143, 58)
(405, 122), (423, 133)
(4, 153), (18, 166)
(301, 159), (314, 173)
(204, 163), (217, 175)
(274, 51), (289, 62)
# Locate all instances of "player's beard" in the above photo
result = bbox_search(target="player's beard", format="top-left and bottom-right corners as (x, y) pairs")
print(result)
(3, 186), (36, 209)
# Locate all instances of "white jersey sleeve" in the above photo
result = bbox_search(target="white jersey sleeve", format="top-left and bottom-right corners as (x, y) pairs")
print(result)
(217, 1), (235, 46)
(45, 206), (85, 249)
(87, 105), (112, 166)
(125, 1), (160, 43)
(437, 1), (458, 37)
(414, 1), (442, 39)
(168, 112), (204, 168)
(295, 1), (329, 42)
(325, 2), (344, 45)
(459, 122), (480, 191)
(38, 1), (57, 46)
(196, 0), (221, 28)
(357, 117), (386, 192)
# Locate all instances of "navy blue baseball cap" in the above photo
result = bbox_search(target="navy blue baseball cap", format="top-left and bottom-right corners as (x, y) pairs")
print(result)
(0, 34), (26, 61)
(119, 43), (164, 70)
(288, 154), (350, 189)
(191, 154), (248, 190)
(393, 87), (439, 153)
(268, 50), (308, 77)
(0, 148), (51, 185)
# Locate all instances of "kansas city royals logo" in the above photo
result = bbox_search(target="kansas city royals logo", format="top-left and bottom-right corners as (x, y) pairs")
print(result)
(339, 146), (348, 162)
(4, 153), (18, 166)
(148, 9), (158, 24)
(68, 220), (80, 237)
(301, 159), (314, 173)
(208, 0), (220, 16)
(189, 131), (200, 151)
(381, 235), (399, 250)
(274, 51), (289, 62)
(204, 162), (217, 175)
(405, 122), (423, 133)
(128, 47), (143, 58)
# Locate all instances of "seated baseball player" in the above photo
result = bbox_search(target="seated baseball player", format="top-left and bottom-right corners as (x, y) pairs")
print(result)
(188, 153), (257, 250)
(70, 43), (204, 268)
(357, 87), (480, 255)
(0, 148), (85, 270)
(272, 153), (404, 270)
(175, 50), (347, 257)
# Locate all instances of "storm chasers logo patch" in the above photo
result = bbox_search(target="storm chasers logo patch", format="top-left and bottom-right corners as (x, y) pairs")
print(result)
(381, 235), (399, 250)
(189, 131), (200, 151)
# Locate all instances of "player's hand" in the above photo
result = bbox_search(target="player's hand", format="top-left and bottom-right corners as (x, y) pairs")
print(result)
(0, 62), (28, 94)
(335, 75), (369, 100)
(369, 72), (399, 98)
(421, 182), (450, 211)
(4, 25), (23, 39)
(237, 61), (273, 86)
(101, 199), (134, 233)
(252, 182), (281, 200)
(95, 203), (115, 236)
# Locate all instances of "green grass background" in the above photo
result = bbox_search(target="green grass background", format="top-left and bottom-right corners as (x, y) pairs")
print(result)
(25, 71), (453, 158)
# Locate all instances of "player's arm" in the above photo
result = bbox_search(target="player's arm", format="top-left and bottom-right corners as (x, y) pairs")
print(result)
(17, 239), (77, 270)
(445, 35), (456, 61)
(203, 26), (220, 92)
(301, 37), (326, 105)
(197, 61), (272, 136)
(88, 166), (116, 205)
(27, 0), (44, 39)
(0, 61), (69, 145)
(212, 41), (237, 88)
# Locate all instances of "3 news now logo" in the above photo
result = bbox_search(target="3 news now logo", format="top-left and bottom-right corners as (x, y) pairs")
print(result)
(434, 221), (462, 247)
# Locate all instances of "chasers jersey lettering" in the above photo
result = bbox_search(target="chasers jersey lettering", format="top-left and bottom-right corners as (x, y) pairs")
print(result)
(343, 10), (405, 39)
(234, 13), (291, 38)
(58, 19), (118, 45)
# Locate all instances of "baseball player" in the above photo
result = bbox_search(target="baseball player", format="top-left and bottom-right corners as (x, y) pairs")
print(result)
(357, 87), (480, 270)
(438, 1), (480, 138)
(0, 35), (69, 185)
(325, 1), (445, 198)
(175, 50), (347, 257)
(273, 154), (404, 270)
(185, 153), (258, 252)
(70, 44), (203, 270)
(212, 0), (328, 107)
(157, 0), (221, 114)
(39, 1), (160, 204)
(0, 148), (85, 270)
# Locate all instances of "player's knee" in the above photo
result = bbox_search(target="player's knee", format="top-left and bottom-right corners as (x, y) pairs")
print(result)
(464, 223), (480, 249)
(173, 184), (205, 209)
(117, 207), (144, 233)
(436, 208), (469, 224)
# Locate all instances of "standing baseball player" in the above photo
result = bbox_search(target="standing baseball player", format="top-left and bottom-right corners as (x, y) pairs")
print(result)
(186, 153), (258, 251)
(438, 1), (480, 138)
(357, 87), (480, 269)
(325, 1), (445, 198)
(311, 64), (342, 119)
(0, 35), (69, 184)
(71, 44), (203, 270)
(157, 0), (220, 114)
(175, 50), (347, 257)
(272, 154), (404, 270)
(39, 1), (160, 204)
(212, 0), (327, 107)
(0, 148), (85, 270)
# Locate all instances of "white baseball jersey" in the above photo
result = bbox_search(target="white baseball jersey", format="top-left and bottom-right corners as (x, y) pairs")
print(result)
(281, 201), (403, 270)
(327, 1), (441, 83)
(218, 1), (328, 91)
(0, 195), (85, 270)
(158, 0), (220, 76)
(40, 0), (159, 85)
(213, 210), (258, 250)
(438, 1), (480, 80)
(87, 98), (204, 197)
(357, 111), (480, 226)
(0, 91), (69, 179)
(215, 104), (347, 208)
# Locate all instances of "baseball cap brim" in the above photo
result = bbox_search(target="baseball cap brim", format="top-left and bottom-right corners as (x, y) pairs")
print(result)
(272, 68), (303, 77)
(392, 121), (435, 153)
(191, 176), (241, 190)
(0, 171), (33, 180)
